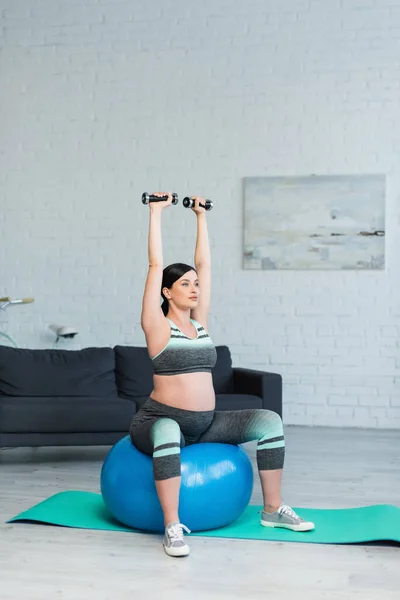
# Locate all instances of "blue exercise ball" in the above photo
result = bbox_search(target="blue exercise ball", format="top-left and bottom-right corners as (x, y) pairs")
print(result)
(100, 436), (253, 533)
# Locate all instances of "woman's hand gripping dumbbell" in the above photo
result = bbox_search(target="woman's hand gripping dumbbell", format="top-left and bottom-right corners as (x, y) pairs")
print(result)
(182, 196), (213, 211)
(142, 192), (179, 206)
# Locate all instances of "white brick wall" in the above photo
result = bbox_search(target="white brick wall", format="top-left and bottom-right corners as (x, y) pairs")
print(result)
(1, 0), (399, 429)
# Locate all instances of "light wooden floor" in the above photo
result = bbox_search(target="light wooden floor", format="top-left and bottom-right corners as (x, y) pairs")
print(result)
(0, 426), (399, 600)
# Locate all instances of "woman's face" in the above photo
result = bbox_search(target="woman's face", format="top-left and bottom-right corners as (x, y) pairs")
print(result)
(164, 270), (199, 309)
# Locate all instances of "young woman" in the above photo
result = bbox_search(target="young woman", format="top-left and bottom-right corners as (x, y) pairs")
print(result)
(129, 192), (314, 557)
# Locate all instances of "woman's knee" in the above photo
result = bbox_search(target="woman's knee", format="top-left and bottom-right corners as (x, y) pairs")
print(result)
(151, 417), (182, 445)
(151, 418), (182, 481)
(256, 409), (284, 439)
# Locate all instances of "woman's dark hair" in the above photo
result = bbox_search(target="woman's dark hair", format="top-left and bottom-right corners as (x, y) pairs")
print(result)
(161, 263), (197, 316)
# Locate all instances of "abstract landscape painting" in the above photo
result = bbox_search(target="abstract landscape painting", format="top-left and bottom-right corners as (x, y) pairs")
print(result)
(243, 175), (385, 270)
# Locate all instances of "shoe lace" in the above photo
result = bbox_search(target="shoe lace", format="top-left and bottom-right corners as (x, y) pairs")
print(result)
(168, 522), (191, 543)
(278, 504), (300, 521)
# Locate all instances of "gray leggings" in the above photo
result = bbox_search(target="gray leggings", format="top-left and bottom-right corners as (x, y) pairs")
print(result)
(129, 397), (285, 481)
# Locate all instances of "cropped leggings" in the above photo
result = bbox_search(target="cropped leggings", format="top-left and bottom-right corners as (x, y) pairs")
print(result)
(129, 397), (285, 481)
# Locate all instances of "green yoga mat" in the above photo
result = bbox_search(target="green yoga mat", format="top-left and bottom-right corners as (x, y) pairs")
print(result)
(7, 491), (400, 545)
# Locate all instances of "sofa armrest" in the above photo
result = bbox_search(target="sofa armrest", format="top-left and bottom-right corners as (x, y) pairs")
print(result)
(232, 368), (282, 418)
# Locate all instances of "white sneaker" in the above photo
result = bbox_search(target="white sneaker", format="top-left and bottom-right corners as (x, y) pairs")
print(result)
(261, 504), (315, 532)
(163, 521), (191, 557)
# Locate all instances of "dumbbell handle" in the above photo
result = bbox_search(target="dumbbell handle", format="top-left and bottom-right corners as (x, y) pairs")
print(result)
(183, 197), (213, 211)
(142, 193), (178, 205)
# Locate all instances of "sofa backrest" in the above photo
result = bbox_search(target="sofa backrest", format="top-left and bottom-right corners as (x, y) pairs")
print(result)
(114, 344), (234, 398)
(0, 345), (234, 399)
(0, 347), (117, 397)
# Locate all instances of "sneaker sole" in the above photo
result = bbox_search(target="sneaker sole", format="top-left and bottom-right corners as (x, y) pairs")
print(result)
(261, 519), (315, 532)
(163, 545), (190, 558)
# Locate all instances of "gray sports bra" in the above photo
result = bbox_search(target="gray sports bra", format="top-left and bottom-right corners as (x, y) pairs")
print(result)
(151, 318), (217, 376)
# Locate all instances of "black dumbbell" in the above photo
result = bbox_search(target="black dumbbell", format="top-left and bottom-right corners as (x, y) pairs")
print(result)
(183, 197), (213, 211)
(142, 192), (179, 205)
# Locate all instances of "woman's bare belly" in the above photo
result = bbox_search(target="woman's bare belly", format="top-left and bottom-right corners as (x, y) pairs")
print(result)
(150, 372), (216, 411)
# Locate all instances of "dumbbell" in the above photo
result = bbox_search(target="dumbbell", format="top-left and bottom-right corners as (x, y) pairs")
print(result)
(142, 192), (179, 205)
(183, 197), (213, 211)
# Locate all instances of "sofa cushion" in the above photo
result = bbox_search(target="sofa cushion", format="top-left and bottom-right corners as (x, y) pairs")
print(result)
(212, 346), (234, 394)
(215, 394), (263, 411)
(114, 346), (154, 398)
(0, 396), (136, 433)
(0, 347), (117, 398)
(114, 345), (234, 397)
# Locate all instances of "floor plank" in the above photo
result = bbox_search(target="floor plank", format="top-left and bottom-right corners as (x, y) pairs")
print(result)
(1, 426), (399, 600)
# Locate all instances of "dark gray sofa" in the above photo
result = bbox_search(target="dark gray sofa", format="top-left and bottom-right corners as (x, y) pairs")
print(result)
(0, 345), (282, 448)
